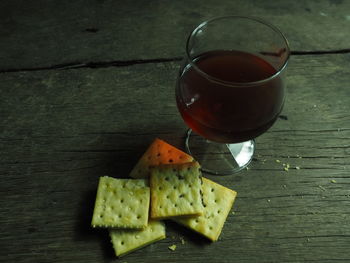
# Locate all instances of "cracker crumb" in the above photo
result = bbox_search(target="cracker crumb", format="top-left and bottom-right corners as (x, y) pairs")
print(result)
(295, 166), (300, 170)
(180, 238), (185, 245)
(318, 185), (326, 191)
(282, 185), (287, 188)
(168, 244), (177, 251)
(284, 167), (289, 172)
(276, 160), (281, 163)
(267, 199), (271, 202)
(246, 167), (250, 170)
(231, 211), (236, 215)
(331, 180), (336, 183)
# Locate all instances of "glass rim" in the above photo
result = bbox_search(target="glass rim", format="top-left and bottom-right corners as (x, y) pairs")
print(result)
(185, 15), (291, 87)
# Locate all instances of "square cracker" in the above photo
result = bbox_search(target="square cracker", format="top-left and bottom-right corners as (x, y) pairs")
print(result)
(129, 138), (194, 179)
(91, 176), (150, 229)
(109, 220), (166, 257)
(150, 161), (203, 219)
(174, 177), (237, 241)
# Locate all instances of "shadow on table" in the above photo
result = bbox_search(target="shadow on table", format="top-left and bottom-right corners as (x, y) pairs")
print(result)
(74, 189), (115, 260)
(165, 220), (212, 247)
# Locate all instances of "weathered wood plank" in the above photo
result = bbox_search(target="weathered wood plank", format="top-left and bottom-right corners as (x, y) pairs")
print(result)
(0, 53), (349, 262)
(1, 0), (350, 69)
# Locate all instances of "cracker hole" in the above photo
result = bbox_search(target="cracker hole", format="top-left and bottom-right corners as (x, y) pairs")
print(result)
(179, 155), (183, 159)
(217, 210), (221, 214)
(168, 150), (172, 153)
(159, 186), (162, 190)
(173, 186), (177, 190)
(195, 219), (199, 223)
(190, 202), (193, 206)
(137, 215), (141, 219)
(179, 194), (184, 198)
(157, 153), (161, 157)
(177, 174), (184, 180)
(209, 226), (213, 230)
(121, 241), (124, 245)
(165, 177), (169, 181)
(119, 214), (122, 218)
(174, 204), (178, 207)
(159, 206), (162, 209)
(169, 159), (173, 163)
(120, 199), (124, 203)
(166, 195), (170, 199)
(211, 188), (214, 192)
(214, 199), (218, 203)
(189, 184), (192, 188)
(140, 199), (143, 203)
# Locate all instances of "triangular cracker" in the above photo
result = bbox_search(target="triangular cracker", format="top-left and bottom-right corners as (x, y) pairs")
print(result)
(129, 138), (194, 178)
(91, 176), (150, 229)
(174, 178), (237, 241)
(150, 161), (203, 219)
(109, 220), (166, 257)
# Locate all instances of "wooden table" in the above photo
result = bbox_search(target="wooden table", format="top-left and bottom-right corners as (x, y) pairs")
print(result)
(1, 1), (349, 262)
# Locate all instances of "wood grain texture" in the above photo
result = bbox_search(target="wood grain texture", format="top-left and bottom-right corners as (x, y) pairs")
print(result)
(0, 53), (349, 262)
(1, 0), (350, 69)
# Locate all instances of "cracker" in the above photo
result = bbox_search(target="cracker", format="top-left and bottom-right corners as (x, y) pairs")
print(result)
(150, 161), (203, 219)
(129, 138), (194, 179)
(91, 176), (150, 229)
(109, 220), (166, 257)
(174, 178), (237, 241)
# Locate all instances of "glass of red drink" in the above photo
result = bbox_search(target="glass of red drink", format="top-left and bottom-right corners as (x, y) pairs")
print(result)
(176, 16), (290, 175)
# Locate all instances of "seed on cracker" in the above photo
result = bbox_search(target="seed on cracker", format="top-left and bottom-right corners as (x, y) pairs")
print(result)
(129, 138), (194, 179)
(150, 161), (203, 219)
(110, 220), (166, 257)
(91, 176), (150, 229)
(174, 177), (237, 242)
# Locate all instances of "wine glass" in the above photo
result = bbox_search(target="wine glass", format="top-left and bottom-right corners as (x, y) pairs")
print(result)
(175, 16), (290, 175)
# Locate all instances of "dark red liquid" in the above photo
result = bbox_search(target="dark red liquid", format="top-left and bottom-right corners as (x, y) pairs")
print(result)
(176, 50), (285, 143)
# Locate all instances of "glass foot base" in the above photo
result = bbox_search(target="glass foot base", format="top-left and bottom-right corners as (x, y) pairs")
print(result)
(185, 129), (255, 175)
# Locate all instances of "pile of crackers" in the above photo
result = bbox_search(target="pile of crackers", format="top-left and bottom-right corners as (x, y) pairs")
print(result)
(91, 138), (237, 257)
